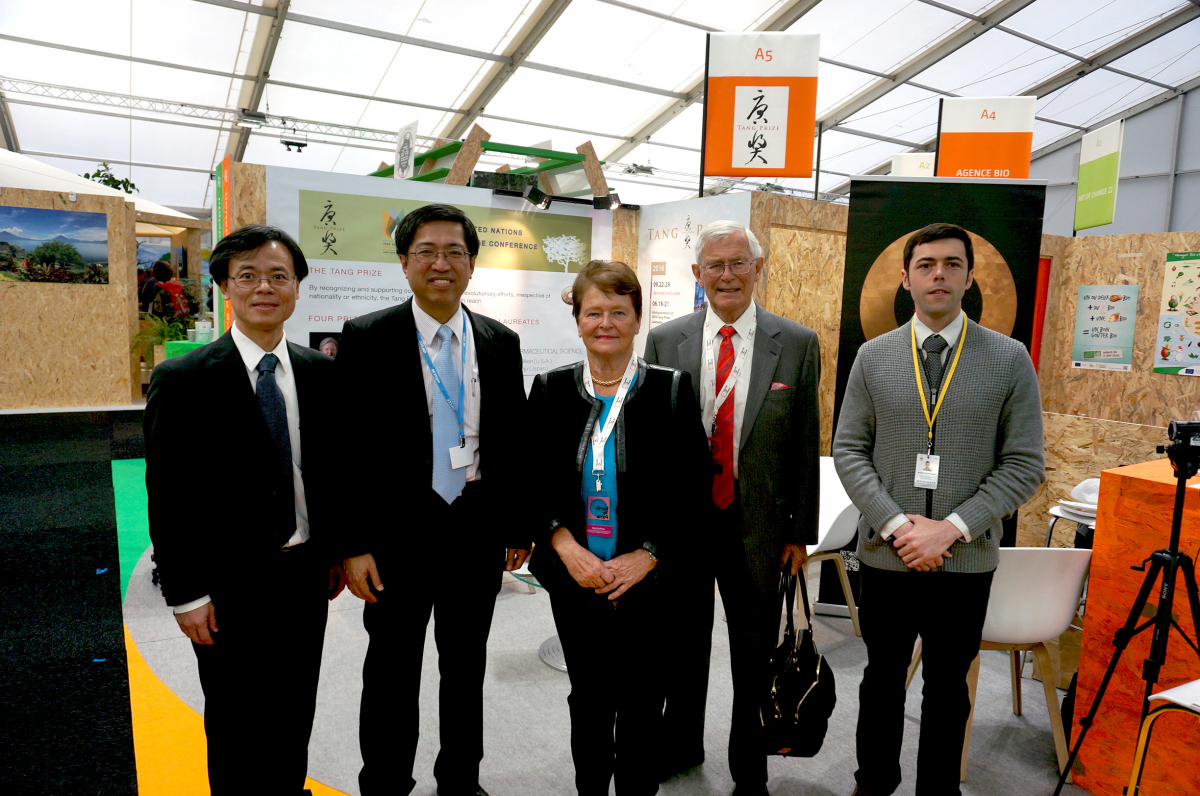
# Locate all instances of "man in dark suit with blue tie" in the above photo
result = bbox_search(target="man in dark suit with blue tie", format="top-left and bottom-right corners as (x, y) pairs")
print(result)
(145, 225), (341, 795)
(337, 204), (531, 796)
(646, 220), (821, 794)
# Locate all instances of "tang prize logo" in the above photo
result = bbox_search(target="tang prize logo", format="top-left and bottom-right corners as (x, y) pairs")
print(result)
(734, 85), (789, 169)
(543, 234), (585, 272)
(396, 130), (415, 179)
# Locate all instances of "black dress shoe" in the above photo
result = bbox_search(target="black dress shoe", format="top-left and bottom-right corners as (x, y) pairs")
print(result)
(731, 785), (769, 795)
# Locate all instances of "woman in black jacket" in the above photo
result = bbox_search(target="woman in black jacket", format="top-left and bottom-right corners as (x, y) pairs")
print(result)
(529, 260), (709, 796)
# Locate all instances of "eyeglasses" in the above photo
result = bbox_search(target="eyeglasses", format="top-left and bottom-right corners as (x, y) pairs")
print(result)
(701, 260), (754, 276)
(230, 273), (296, 289)
(408, 248), (470, 265)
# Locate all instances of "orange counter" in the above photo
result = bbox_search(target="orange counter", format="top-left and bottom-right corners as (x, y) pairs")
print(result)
(1074, 459), (1200, 795)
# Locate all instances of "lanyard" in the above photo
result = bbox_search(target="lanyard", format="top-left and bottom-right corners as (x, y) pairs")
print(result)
(582, 351), (639, 490)
(416, 314), (467, 447)
(704, 303), (756, 431)
(911, 318), (967, 452)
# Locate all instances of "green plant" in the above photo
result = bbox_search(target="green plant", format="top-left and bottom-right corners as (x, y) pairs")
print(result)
(132, 314), (189, 362)
(28, 240), (85, 268)
(82, 162), (137, 194)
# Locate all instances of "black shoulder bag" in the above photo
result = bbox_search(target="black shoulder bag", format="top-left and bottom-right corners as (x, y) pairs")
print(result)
(761, 571), (836, 757)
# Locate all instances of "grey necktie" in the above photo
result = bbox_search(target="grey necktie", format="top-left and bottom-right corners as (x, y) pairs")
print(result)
(922, 334), (949, 398)
(256, 353), (295, 545)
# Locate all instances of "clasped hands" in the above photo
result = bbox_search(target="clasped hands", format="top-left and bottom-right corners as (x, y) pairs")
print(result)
(891, 514), (962, 571)
(341, 548), (530, 603)
(552, 527), (654, 600)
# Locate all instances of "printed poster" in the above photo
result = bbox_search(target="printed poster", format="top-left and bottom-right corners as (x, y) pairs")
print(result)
(1071, 285), (1137, 371)
(0, 205), (109, 284)
(1155, 252), (1200, 375)
(265, 166), (611, 386)
(633, 192), (752, 353)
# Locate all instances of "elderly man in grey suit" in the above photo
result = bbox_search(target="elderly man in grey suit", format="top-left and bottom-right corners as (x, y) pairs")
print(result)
(646, 220), (820, 794)
(833, 223), (1045, 796)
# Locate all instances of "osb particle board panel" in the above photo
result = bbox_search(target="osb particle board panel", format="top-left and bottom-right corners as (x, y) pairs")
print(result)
(1017, 412), (1166, 548)
(231, 162), (266, 228)
(761, 227), (846, 455)
(751, 194), (848, 305)
(1073, 459), (1200, 796)
(0, 189), (135, 409)
(610, 207), (639, 271)
(1037, 231), (1200, 427)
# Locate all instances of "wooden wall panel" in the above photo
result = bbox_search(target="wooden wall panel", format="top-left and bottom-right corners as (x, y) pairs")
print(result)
(610, 207), (639, 271)
(0, 188), (135, 409)
(231, 162), (266, 228)
(763, 227), (847, 455)
(1037, 231), (1200, 427)
(1018, 412), (1166, 547)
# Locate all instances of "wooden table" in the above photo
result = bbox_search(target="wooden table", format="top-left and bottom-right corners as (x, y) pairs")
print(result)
(1073, 458), (1200, 795)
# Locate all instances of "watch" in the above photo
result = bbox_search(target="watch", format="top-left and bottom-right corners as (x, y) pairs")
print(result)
(641, 541), (659, 561)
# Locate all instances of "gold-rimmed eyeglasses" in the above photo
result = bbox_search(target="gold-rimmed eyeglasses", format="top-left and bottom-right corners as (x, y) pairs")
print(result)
(701, 260), (754, 276)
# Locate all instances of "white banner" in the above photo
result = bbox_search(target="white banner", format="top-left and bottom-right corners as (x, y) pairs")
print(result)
(633, 192), (753, 353)
(264, 166), (611, 387)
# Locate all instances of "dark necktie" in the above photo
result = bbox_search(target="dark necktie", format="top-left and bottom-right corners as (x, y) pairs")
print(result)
(922, 333), (949, 400)
(712, 325), (736, 509)
(256, 353), (295, 545)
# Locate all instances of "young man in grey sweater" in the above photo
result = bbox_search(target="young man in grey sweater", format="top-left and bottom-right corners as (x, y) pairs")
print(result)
(833, 223), (1045, 796)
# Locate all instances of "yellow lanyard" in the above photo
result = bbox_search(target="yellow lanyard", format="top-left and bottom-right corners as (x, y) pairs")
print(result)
(911, 318), (967, 451)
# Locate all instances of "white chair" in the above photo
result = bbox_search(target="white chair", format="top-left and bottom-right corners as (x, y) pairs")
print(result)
(1126, 679), (1200, 793)
(799, 457), (862, 637)
(959, 547), (1092, 782)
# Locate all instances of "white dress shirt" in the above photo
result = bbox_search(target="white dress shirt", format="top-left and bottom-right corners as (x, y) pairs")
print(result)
(700, 302), (756, 479)
(173, 324), (310, 614)
(413, 302), (482, 481)
(879, 310), (971, 542)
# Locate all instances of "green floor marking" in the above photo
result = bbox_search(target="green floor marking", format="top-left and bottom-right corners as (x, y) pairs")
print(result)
(111, 459), (151, 603)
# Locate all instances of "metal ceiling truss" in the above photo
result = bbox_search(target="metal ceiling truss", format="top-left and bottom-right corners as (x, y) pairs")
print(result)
(0, 91), (18, 151)
(443, 0), (574, 141)
(232, 0), (290, 161)
(18, 150), (215, 174)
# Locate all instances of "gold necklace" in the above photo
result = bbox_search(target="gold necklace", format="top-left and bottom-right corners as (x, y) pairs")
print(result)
(590, 373), (622, 386)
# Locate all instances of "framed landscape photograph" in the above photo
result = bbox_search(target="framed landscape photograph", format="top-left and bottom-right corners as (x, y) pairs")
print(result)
(0, 205), (109, 285)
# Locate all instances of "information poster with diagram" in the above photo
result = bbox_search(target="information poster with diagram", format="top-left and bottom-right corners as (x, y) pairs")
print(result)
(1155, 252), (1200, 375)
(1071, 285), (1138, 371)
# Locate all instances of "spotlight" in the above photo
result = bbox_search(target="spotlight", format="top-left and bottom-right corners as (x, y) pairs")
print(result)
(623, 163), (653, 175)
(592, 193), (622, 210)
(522, 184), (552, 210)
(280, 129), (307, 152)
(236, 109), (266, 129)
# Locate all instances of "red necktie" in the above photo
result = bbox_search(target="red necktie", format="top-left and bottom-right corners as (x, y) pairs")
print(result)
(713, 325), (736, 509)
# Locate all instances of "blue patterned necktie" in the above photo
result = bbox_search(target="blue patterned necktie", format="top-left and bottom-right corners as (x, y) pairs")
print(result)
(431, 325), (466, 504)
(256, 353), (295, 544)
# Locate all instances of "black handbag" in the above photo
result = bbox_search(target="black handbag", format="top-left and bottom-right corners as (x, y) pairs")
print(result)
(761, 572), (836, 757)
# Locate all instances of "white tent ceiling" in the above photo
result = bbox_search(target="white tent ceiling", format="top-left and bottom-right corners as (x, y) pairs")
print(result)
(0, 0), (1196, 210)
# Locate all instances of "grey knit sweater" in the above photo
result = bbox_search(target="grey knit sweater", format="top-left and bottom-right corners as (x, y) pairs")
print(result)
(832, 318), (1045, 573)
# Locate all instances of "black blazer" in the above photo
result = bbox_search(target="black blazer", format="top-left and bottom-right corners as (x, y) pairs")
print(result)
(144, 332), (337, 607)
(526, 359), (710, 593)
(334, 298), (530, 558)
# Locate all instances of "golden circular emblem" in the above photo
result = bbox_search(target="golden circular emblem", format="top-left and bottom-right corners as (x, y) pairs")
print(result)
(859, 230), (1017, 341)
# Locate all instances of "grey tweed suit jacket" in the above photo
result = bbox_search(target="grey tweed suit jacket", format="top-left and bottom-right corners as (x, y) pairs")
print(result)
(832, 318), (1045, 573)
(644, 303), (821, 591)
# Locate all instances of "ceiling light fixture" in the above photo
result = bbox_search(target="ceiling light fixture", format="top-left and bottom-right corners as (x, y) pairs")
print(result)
(522, 184), (552, 210)
(592, 193), (622, 210)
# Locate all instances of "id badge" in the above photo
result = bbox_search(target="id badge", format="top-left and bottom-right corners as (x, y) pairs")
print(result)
(449, 442), (474, 470)
(586, 495), (614, 538)
(914, 454), (940, 490)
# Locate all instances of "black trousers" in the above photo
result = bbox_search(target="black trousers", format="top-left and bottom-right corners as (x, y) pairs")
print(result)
(713, 497), (782, 787)
(659, 548), (714, 769)
(192, 544), (329, 796)
(357, 483), (504, 796)
(854, 565), (994, 796)
(550, 578), (663, 796)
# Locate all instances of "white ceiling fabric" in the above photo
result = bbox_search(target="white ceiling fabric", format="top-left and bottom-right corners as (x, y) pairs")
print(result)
(0, 0), (1194, 209)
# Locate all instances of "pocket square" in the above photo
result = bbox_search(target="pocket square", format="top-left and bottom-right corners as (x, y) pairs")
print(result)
(770, 382), (791, 390)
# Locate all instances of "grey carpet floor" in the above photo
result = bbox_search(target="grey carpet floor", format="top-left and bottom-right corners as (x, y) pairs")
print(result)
(125, 549), (1091, 796)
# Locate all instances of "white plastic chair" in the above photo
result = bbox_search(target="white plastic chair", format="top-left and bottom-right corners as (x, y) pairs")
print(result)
(799, 457), (862, 636)
(1126, 679), (1200, 793)
(959, 547), (1092, 782)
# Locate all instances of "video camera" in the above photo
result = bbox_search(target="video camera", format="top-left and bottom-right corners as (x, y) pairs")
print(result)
(1158, 419), (1200, 479)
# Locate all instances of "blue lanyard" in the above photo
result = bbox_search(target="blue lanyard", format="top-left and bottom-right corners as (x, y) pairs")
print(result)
(416, 314), (467, 447)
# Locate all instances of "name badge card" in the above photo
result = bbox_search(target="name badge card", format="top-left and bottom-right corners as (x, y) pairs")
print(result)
(586, 495), (614, 538)
(449, 442), (474, 470)
(914, 454), (940, 490)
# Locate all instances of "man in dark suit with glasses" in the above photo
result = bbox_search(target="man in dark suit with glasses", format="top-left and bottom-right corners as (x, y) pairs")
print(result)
(336, 203), (531, 796)
(144, 224), (342, 795)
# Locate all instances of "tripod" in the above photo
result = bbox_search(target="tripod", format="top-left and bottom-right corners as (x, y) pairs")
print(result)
(1052, 433), (1200, 796)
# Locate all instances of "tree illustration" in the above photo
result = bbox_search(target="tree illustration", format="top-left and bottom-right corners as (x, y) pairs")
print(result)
(543, 234), (585, 272)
